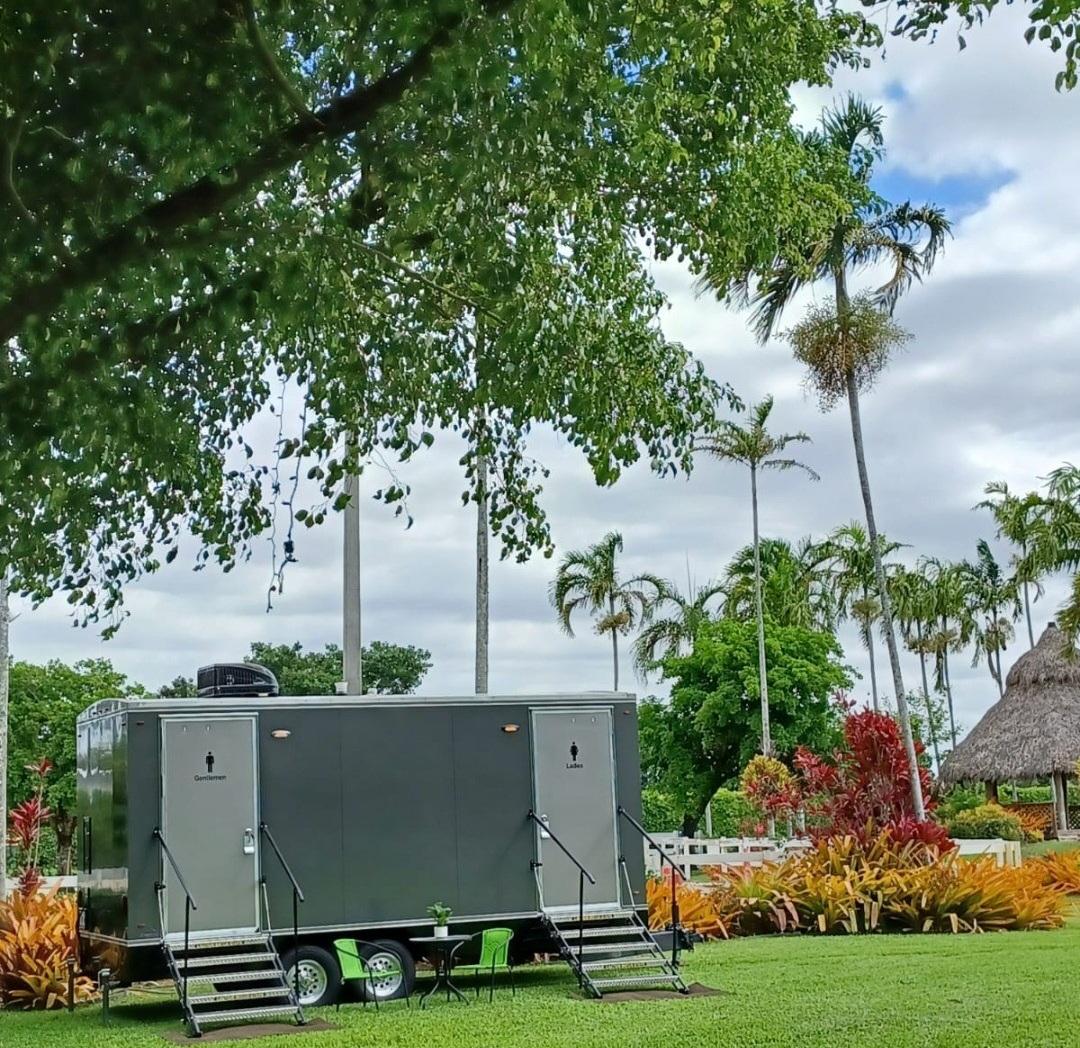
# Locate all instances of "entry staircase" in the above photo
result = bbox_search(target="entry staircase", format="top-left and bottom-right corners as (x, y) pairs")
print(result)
(542, 908), (688, 998)
(161, 932), (305, 1037)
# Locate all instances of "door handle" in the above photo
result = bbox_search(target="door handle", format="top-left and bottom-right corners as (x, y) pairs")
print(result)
(539, 814), (551, 840)
(242, 827), (256, 855)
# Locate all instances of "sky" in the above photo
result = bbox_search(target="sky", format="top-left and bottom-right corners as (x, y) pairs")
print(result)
(11, 7), (1080, 746)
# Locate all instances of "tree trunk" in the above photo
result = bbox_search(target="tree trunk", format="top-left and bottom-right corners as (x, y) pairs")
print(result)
(838, 268), (924, 820)
(0, 577), (7, 899)
(984, 781), (999, 805)
(342, 470), (363, 694)
(863, 608), (880, 712)
(750, 464), (772, 756)
(1023, 578), (1035, 649)
(610, 594), (619, 691)
(941, 634), (958, 749)
(474, 452), (489, 694)
(916, 623), (941, 772)
(55, 815), (76, 877)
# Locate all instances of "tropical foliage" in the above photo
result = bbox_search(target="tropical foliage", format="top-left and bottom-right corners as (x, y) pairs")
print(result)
(0, 888), (95, 1010)
(246, 640), (432, 696)
(647, 833), (1070, 940)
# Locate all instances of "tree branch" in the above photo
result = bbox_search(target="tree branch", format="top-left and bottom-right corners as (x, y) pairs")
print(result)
(240, 0), (324, 127)
(0, 0), (512, 344)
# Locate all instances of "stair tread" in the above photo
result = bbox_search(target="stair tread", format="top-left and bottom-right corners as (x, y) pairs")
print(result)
(181, 969), (284, 984)
(195, 1004), (300, 1025)
(590, 973), (685, 989)
(190, 986), (291, 1006)
(574, 940), (657, 953)
(179, 951), (275, 969)
(551, 909), (635, 922)
(176, 935), (269, 952)
(554, 925), (642, 939)
(581, 955), (670, 971)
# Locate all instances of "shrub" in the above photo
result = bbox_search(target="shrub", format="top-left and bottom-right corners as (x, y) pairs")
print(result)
(708, 789), (756, 837)
(641, 788), (681, 834)
(1029, 852), (1080, 894)
(0, 889), (96, 1009)
(1007, 807), (1049, 843)
(947, 804), (1023, 842)
(646, 877), (731, 940)
(647, 831), (1068, 940)
(935, 785), (986, 823)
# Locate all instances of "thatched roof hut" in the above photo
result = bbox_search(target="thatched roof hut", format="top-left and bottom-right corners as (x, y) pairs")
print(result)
(941, 623), (1080, 785)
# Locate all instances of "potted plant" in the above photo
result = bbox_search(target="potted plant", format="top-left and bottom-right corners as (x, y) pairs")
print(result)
(427, 901), (452, 938)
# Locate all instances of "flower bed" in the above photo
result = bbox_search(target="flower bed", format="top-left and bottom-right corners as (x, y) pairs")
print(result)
(647, 832), (1072, 939)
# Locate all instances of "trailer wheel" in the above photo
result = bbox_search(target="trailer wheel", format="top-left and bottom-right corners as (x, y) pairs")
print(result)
(281, 944), (340, 1007)
(357, 940), (415, 1002)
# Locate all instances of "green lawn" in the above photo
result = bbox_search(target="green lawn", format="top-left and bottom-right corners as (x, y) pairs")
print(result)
(6, 916), (1080, 1048)
(1022, 839), (1080, 858)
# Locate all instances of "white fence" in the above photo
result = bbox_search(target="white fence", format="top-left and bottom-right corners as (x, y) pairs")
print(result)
(643, 834), (811, 878)
(644, 834), (1023, 877)
(2, 874), (76, 898)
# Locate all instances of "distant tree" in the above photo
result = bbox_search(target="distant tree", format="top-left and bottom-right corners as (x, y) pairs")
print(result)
(695, 396), (819, 757)
(722, 537), (837, 631)
(158, 675), (197, 698)
(247, 641), (431, 696)
(921, 557), (971, 749)
(550, 532), (652, 690)
(959, 540), (1020, 698)
(976, 481), (1046, 648)
(7, 659), (148, 873)
(644, 617), (849, 832)
(631, 575), (724, 680)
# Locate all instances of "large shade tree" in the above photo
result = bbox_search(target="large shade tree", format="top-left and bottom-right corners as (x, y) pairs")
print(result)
(701, 95), (951, 820)
(695, 397), (818, 756)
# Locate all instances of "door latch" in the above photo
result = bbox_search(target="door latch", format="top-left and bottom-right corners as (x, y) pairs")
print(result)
(242, 827), (256, 855)
(539, 814), (551, 839)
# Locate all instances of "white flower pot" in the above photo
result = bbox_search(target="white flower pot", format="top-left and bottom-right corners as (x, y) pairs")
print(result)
(434, 924), (449, 939)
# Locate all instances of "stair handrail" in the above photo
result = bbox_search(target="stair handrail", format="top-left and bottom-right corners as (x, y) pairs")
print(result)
(527, 809), (595, 984)
(259, 822), (305, 1006)
(152, 828), (197, 1015)
(617, 806), (684, 969)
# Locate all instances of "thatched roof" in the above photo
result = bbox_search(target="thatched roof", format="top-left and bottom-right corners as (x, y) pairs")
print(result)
(940, 623), (1080, 783)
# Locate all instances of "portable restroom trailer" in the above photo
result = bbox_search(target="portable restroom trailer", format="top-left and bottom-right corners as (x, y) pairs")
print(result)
(76, 683), (673, 1009)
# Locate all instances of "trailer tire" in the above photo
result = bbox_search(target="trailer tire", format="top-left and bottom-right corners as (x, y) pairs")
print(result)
(357, 939), (415, 1002)
(281, 944), (340, 1007)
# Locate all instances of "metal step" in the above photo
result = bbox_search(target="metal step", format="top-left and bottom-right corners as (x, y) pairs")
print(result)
(574, 940), (658, 955)
(179, 951), (275, 970)
(175, 935), (270, 953)
(549, 909), (635, 923)
(194, 1004), (300, 1026)
(581, 955), (669, 972)
(189, 986), (292, 1006)
(553, 924), (642, 939)
(182, 969), (284, 985)
(589, 973), (685, 991)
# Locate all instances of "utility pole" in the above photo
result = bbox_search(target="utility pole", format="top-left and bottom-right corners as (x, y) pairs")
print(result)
(342, 473), (362, 695)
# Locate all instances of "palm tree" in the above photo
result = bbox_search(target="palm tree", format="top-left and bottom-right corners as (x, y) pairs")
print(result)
(889, 565), (944, 769)
(695, 396), (818, 756)
(700, 95), (950, 821)
(722, 536), (837, 631)
(1024, 464), (1080, 643)
(922, 557), (970, 750)
(960, 540), (1020, 698)
(820, 522), (903, 712)
(631, 574), (724, 679)
(976, 482), (1045, 648)
(550, 531), (652, 690)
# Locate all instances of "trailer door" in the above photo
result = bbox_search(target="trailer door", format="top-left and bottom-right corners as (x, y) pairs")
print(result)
(531, 708), (620, 912)
(161, 715), (260, 939)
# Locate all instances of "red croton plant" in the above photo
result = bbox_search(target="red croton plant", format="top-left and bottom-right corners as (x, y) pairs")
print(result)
(7, 758), (55, 896)
(793, 701), (953, 851)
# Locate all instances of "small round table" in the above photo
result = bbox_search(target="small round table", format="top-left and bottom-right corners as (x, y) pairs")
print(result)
(409, 934), (472, 1007)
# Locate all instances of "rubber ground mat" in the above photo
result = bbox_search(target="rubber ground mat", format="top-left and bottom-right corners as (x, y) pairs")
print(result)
(595, 982), (727, 1003)
(161, 1018), (337, 1042)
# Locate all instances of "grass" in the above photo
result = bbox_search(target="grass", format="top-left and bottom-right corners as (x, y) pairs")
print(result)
(6, 912), (1080, 1048)
(1022, 838), (1080, 858)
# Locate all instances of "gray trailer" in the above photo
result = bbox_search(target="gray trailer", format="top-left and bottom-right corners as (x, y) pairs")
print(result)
(76, 682), (684, 1032)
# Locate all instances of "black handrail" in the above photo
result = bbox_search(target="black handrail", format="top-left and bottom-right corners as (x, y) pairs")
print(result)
(153, 828), (197, 1015)
(527, 809), (595, 984)
(260, 823), (305, 1006)
(618, 806), (684, 969)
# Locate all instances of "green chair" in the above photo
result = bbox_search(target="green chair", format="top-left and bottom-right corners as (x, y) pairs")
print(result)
(333, 939), (411, 1011)
(449, 927), (515, 1002)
